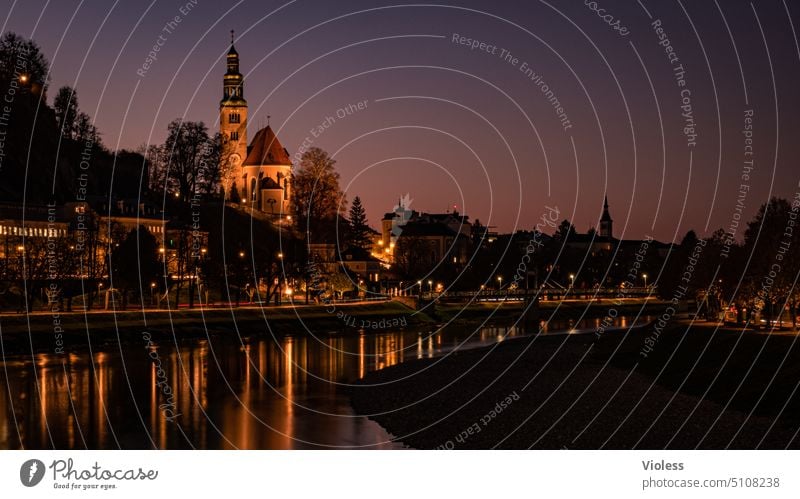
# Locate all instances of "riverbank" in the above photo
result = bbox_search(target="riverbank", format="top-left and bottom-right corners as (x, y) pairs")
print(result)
(431, 297), (670, 323)
(351, 321), (800, 449)
(0, 297), (669, 355)
(0, 300), (428, 354)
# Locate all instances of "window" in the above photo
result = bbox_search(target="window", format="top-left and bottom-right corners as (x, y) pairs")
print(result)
(229, 113), (240, 124)
(230, 131), (239, 141)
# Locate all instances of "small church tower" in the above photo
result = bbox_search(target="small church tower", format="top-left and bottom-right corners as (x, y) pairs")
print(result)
(600, 195), (613, 238)
(220, 30), (248, 200)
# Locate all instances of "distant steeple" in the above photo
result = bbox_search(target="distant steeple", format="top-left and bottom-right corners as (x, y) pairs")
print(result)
(600, 194), (613, 238)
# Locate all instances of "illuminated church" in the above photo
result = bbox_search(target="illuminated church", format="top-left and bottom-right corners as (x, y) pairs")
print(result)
(220, 33), (292, 216)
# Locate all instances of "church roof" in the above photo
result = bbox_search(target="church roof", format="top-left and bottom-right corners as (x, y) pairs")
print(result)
(243, 126), (292, 166)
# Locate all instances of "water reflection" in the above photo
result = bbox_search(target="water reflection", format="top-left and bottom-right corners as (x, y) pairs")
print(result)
(0, 315), (649, 449)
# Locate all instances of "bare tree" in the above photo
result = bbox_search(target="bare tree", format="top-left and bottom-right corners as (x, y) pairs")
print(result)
(162, 119), (219, 203)
(292, 147), (346, 237)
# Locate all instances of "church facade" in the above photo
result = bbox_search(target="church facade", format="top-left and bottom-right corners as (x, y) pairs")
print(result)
(220, 35), (292, 216)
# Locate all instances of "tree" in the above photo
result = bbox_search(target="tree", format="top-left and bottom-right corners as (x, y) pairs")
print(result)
(53, 86), (79, 139)
(348, 196), (372, 250)
(743, 198), (800, 325)
(292, 147), (346, 238)
(0, 32), (49, 92)
(109, 227), (160, 310)
(394, 235), (434, 281)
(75, 112), (100, 145)
(553, 219), (576, 241)
(328, 270), (354, 300)
(161, 119), (220, 203)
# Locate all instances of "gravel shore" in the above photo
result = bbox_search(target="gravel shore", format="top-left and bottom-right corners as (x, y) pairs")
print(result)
(351, 322), (800, 449)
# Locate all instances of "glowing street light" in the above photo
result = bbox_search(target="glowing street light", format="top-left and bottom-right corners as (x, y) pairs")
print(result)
(427, 280), (433, 292)
(642, 273), (648, 289)
(569, 274), (575, 287)
(497, 275), (503, 289)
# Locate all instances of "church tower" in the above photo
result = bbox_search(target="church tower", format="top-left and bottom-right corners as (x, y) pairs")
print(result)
(220, 31), (248, 201)
(600, 195), (613, 238)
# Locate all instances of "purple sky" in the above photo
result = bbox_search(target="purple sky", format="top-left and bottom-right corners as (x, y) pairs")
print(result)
(5, 0), (800, 241)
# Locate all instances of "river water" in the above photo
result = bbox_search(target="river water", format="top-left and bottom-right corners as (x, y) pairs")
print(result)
(0, 315), (650, 449)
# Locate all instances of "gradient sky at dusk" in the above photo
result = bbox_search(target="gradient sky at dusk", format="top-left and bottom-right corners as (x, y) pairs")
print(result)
(4, 0), (800, 242)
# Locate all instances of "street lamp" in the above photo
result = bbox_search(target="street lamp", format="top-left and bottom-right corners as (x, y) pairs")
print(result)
(497, 275), (503, 290)
(427, 280), (433, 293)
(569, 274), (575, 288)
(236, 251), (245, 306)
(642, 273), (648, 289)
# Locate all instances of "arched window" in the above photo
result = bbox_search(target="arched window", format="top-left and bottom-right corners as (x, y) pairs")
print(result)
(230, 131), (238, 141)
(250, 178), (257, 202)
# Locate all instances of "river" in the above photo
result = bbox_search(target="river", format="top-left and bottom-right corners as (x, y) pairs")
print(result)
(0, 314), (650, 449)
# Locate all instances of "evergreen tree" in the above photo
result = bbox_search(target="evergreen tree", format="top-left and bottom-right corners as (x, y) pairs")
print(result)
(348, 196), (372, 250)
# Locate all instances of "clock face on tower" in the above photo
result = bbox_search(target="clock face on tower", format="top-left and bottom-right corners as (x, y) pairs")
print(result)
(229, 153), (241, 167)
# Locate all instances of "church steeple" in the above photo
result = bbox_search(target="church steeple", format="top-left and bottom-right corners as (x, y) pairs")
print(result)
(600, 194), (613, 238)
(222, 30), (245, 104)
(220, 30), (248, 202)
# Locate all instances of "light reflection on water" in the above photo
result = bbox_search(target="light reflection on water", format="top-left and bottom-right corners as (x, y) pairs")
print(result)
(0, 315), (649, 449)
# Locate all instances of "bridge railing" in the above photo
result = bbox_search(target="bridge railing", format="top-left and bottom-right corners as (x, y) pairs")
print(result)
(421, 286), (656, 301)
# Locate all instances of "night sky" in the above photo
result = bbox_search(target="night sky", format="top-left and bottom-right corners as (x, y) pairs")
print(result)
(5, 0), (800, 241)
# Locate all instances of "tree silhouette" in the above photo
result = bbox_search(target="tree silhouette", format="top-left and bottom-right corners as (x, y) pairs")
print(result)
(110, 227), (160, 310)
(53, 86), (79, 139)
(292, 147), (346, 239)
(348, 196), (372, 250)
